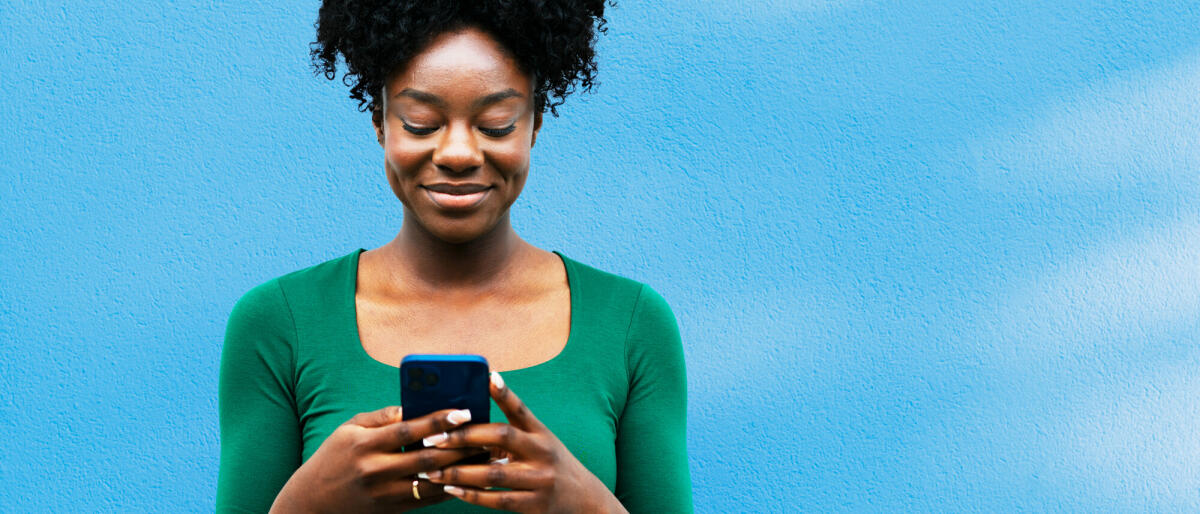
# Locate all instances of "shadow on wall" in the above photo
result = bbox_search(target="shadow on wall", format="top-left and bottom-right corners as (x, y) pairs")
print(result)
(956, 50), (1200, 509)
(655, 1), (1200, 511)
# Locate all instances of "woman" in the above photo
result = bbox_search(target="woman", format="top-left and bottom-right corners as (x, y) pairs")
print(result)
(217, 1), (691, 512)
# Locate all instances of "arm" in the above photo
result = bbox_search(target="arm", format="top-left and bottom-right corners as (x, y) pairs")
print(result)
(217, 280), (302, 513)
(218, 280), (477, 513)
(425, 372), (628, 513)
(614, 285), (693, 512)
(426, 285), (693, 513)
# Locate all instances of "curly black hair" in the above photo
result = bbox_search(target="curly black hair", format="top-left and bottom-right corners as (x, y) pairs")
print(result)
(311, 0), (611, 116)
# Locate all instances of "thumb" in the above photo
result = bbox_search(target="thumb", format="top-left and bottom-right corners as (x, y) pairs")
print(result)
(344, 405), (403, 428)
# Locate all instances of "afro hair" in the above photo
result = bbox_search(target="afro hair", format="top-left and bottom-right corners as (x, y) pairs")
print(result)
(311, 0), (611, 116)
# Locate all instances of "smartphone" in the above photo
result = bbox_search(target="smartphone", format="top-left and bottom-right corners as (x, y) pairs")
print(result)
(399, 354), (490, 458)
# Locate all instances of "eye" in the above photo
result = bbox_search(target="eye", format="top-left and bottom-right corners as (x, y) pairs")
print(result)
(479, 125), (516, 138)
(402, 122), (437, 136)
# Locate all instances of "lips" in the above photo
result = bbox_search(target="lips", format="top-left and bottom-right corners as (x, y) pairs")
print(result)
(424, 183), (491, 195)
(422, 183), (492, 209)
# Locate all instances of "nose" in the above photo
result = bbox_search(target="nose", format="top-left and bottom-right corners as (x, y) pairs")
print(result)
(432, 122), (484, 174)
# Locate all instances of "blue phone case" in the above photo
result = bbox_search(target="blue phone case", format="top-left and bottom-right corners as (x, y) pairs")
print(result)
(399, 354), (490, 454)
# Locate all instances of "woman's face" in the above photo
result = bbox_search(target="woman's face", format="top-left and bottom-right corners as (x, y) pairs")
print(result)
(373, 27), (542, 244)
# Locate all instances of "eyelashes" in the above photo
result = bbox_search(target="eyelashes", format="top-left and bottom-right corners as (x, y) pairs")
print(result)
(479, 125), (517, 137)
(402, 123), (437, 136)
(402, 122), (516, 138)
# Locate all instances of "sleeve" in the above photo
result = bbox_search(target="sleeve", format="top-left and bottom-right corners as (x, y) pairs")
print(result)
(614, 285), (694, 512)
(216, 280), (303, 514)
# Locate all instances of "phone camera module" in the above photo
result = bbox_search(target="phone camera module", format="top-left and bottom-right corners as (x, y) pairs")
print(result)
(409, 379), (423, 391)
(425, 372), (439, 386)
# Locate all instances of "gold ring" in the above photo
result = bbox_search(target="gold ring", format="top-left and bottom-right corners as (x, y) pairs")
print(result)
(412, 479), (422, 500)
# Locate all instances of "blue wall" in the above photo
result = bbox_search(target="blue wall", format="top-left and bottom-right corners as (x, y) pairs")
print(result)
(4, 0), (1200, 511)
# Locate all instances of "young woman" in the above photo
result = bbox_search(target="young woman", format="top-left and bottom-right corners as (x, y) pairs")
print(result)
(217, 1), (691, 512)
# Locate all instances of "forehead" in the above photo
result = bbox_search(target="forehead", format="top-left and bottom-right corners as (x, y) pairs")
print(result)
(387, 27), (533, 100)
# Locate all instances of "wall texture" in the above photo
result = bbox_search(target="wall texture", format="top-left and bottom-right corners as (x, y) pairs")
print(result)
(3, 0), (1200, 511)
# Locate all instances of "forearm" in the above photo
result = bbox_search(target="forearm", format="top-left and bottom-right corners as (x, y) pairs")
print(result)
(269, 472), (316, 514)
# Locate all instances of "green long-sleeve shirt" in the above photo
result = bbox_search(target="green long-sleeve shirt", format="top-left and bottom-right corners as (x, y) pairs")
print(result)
(217, 249), (692, 513)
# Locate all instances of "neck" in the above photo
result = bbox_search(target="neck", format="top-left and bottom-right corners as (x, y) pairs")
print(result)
(382, 211), (527, 293)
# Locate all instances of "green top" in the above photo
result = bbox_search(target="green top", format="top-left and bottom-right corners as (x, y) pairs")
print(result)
(217, 249), (692, 513)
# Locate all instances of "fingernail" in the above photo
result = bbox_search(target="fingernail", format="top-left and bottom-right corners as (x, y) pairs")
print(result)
(493, 457), (509, 465)
(423, 432), (448, 447)
(394, 407), (404, 420)
(447, 409), (471, 426)
(490, 372), (505, 390)
(444, 485), (464, 497)
(427, 470), (442, 480)
(417, 472), (429, 480)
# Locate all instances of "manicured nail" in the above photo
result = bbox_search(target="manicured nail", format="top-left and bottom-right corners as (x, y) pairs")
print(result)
(417, 472), (429, 480)
(423, 432), (448, 447)
(393, 407), (404, 420)
(426, 470), (442, 480)
(490, 372), (505, 390)
(447, 409), (472, 426)
(444, 485), (464, 497)
(493, 457), (509, 465)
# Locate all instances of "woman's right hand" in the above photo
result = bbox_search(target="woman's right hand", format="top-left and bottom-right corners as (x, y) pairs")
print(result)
(269, 406), (481, 513)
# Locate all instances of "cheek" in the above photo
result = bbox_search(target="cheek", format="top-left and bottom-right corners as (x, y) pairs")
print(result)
(488, 142), (533, 176)
(384, 143), (427, 178)
(494, 154), (529, 175)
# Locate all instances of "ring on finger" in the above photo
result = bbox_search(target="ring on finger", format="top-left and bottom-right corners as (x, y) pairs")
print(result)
(412, 479), (421, 500)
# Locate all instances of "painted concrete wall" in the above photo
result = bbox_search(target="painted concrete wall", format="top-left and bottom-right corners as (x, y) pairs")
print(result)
(3, 0), (1199, 511)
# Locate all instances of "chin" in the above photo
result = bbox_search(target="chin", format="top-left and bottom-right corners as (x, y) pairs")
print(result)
(424, 219), (498, 245)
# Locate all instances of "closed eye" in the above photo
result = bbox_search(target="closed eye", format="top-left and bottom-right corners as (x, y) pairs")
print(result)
(402, 122), (437, 136)
(480, 125), (516, 138)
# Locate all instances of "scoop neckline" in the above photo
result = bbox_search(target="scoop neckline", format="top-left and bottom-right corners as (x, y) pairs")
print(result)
(347, 248), (578, 375)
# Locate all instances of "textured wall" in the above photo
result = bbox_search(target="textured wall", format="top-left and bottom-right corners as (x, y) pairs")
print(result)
(3, 0), (1200, 511)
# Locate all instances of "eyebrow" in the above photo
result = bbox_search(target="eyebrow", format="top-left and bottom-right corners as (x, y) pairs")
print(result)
(395, 88), (523, 109)
(472, 89), (523, 109)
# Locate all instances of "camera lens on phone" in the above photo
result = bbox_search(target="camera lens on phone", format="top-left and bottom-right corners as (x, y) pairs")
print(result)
(425, 373), (438, 386)
(409, 380), (423, 391)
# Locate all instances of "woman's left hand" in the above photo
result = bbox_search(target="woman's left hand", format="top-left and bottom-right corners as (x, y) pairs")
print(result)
(422, 372), (628, 513)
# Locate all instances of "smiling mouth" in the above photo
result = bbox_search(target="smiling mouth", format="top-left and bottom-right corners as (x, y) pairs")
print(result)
(422, 185), (492, 209)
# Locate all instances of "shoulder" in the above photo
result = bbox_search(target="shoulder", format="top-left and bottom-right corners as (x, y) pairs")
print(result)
(556, 252), (678, 330)
(226, 278), (290, 335)
(273, 249), (360, 299)
(559, 253), (648, 301)
(226, 249), (359, 333)
(560, 255), (686, 390)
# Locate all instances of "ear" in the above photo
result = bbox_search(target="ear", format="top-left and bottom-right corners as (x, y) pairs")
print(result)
(372, 107), (385, 147)
(530, 109), (543, 148)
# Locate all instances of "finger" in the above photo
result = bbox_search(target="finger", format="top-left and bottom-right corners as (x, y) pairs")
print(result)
(425, 462), (548, 491)
(443, 485), (539, 512)
(412, 480), (449, 504)
(368, 475), (449, 506)
(435, 423), (542, 460)
(365, 408), (471, 451)
(489, 372), (546, 432)
(488, 447), (510, 462)
(363, 447), (486, 480)
(344, 405), (403, 428)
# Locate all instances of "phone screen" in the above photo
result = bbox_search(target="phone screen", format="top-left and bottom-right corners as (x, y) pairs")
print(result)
(399, 354), (491, 458)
